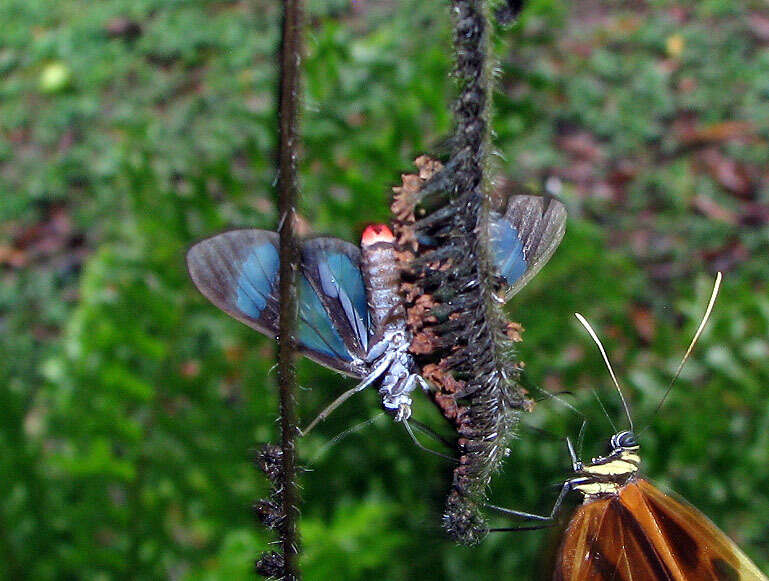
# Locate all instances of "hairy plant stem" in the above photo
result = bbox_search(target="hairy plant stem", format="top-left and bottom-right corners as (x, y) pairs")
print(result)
(393, 0), (529, 544)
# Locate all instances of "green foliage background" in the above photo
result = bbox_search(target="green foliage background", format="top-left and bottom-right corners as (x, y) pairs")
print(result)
(2, 0), (768, 578)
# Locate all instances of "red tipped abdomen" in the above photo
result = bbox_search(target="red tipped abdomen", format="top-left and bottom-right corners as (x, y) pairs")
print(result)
(361, 223), (395, 247)
(360, 224), (404, 335)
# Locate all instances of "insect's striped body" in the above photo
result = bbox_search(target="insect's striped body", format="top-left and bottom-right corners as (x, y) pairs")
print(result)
(570, 433), (641, 501)
(359, 224), (419, 419)
(360, 224), (406, 335)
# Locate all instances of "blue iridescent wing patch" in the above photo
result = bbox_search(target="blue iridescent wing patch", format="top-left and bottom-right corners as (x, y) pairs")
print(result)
(296, 273), (358, 366)
(186, 229), (367, 377)
(301, 238), (370, 355)
(488, 194), (567, 301)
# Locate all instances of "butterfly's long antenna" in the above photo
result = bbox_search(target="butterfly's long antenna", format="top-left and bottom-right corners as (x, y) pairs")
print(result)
(641, 272), (722, 434)
(575, 313), (634, 432)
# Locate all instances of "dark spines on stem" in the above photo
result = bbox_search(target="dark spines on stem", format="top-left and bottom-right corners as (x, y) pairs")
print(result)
(254, 498), (285, 529)
(255, 551), (285, 578)
(253, 444), (284, 484)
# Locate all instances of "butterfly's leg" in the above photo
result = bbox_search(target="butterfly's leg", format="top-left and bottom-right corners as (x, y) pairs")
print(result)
(545, 479), (574, 519)
(486, 504), (553, 521)
(300, 350), (396, 436)
(575, 420), (588, 462)
(485, 504), (553, 522)
(489, 432), (582, 521)
(486, 479), (573, 522)
(567, 437), (583, 471)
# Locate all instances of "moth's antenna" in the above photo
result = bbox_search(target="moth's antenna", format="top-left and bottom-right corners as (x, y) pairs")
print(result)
(641, 272), (722, 434)
(575, 313), (634, 432)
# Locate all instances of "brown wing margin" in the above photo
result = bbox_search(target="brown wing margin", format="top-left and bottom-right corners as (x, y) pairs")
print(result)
(633, 479), (767, 581)
(498, 194), (567, 302)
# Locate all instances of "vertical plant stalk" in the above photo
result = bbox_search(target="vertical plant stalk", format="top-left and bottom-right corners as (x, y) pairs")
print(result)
(275, 0), (303, 577)
(392, 0), (529, 544)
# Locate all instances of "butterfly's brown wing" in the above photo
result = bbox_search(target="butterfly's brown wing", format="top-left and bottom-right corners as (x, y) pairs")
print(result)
(632, 479), (767, 581)
(554, 480), (767, 581)
(554, 491), (673, 580)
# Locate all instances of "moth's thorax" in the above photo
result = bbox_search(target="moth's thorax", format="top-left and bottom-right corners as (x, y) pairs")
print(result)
(368, 329), (415, 416)
(360, 226), (406, 336)
(572, 446), (641, 501)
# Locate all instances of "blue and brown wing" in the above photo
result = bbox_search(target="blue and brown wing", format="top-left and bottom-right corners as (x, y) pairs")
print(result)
(186, 229), (369, 377)
(487, 194), (567, 301)
(300, 237), (370, 356)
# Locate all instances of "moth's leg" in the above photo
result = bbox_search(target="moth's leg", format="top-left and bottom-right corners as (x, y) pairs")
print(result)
(415, 374), (433, 393)
(402, 418), (456, 462)
(365, 329), (399, 363)
(400, 373), (417, 397)
(300, 350), (396, 436)
(365, 304), (404, 349)
(407, 417), (454, 451)
(378, 303), (403, 328)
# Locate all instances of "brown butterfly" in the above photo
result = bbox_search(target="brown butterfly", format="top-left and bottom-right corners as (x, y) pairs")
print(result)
(551, 429), (766, 580)
(492, 273), (768, 580)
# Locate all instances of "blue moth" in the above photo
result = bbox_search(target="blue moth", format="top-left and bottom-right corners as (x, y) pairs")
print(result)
(186, 194), (566, 427)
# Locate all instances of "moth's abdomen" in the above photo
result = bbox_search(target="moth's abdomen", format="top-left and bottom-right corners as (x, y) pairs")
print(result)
(361, 224), (406, 335)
